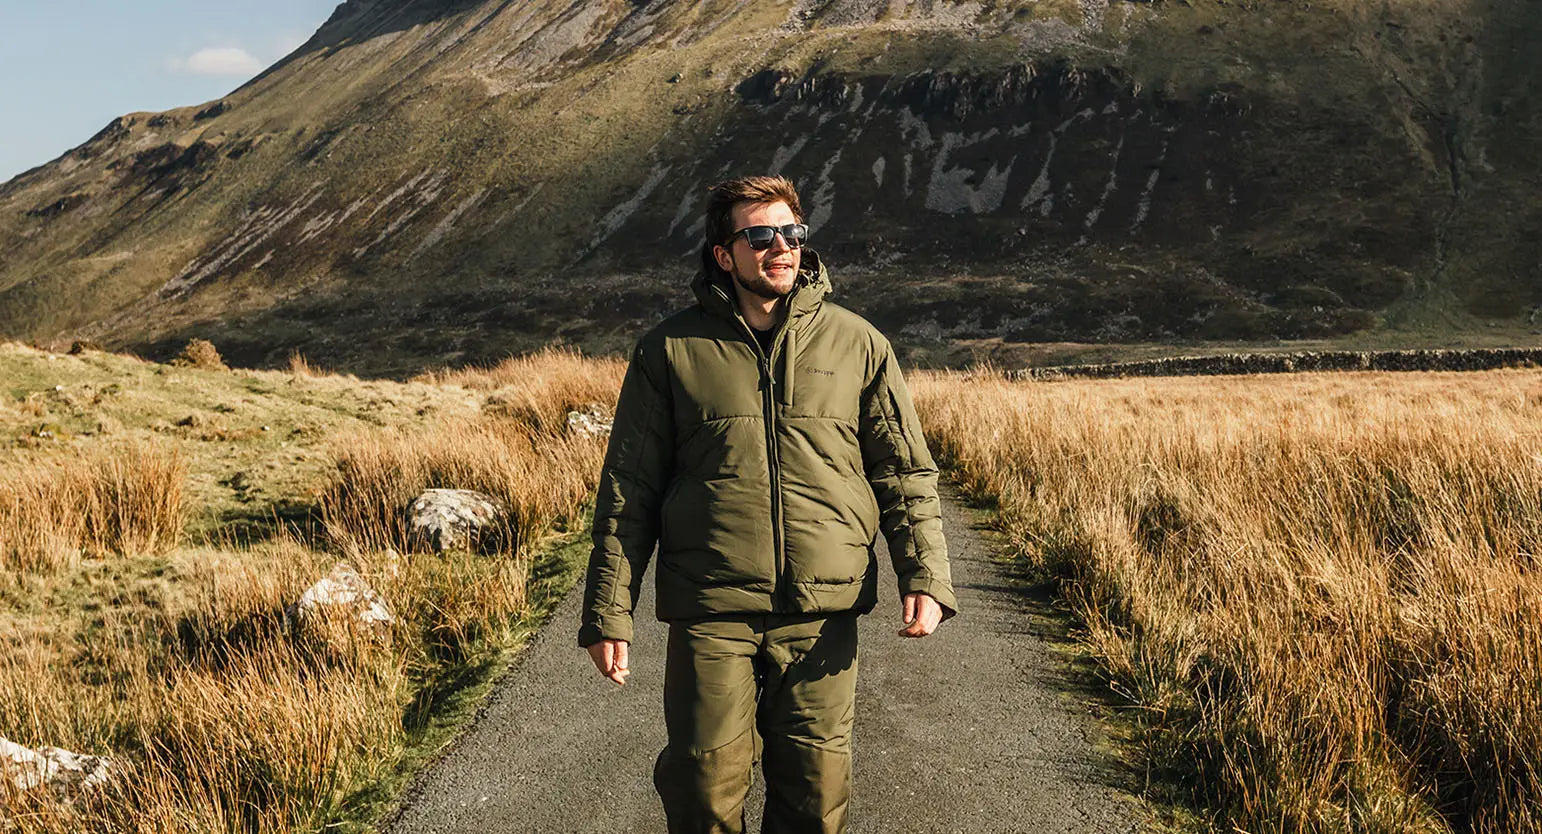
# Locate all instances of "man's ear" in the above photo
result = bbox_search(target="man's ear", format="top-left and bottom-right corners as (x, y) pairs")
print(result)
(712, 244), (735, 273)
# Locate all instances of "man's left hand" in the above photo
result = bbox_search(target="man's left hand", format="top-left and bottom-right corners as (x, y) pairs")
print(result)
(898, 592), (943, 638)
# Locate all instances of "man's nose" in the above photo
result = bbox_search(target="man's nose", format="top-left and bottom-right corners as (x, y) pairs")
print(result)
(767, 231), (792, 252)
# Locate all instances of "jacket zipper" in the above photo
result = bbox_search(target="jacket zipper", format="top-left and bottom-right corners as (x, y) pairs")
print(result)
(717, 285), (793, 610)
(759, 343), (787, 610)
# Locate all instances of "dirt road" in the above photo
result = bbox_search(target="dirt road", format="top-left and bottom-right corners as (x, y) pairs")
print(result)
(386, 485), (1144, 833)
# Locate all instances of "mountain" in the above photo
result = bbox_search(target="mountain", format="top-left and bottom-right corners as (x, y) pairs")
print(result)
(2, 0), (1538, 375)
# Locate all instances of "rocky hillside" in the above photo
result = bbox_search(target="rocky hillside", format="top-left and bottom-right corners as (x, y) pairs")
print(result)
(2, 0), (1538, 374)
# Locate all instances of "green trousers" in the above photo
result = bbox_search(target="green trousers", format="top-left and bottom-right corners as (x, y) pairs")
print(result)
(653, 612), (859, 834)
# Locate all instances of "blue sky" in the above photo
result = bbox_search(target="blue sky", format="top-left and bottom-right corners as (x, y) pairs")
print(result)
(0, 0), (340, 182)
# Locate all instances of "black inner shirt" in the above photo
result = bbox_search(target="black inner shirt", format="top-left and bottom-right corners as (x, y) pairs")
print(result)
(751, 325), (775, 357)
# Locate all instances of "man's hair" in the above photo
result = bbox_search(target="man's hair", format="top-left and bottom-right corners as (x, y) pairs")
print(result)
(704, 175), (805, 248)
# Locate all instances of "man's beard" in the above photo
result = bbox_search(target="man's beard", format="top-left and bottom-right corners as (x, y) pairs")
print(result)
(733, 270), (791, 301)
(730, 257), (794, 301)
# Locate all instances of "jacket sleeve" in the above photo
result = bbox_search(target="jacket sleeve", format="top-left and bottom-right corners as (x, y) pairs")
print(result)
(578, 337), (674, 647)
(857, 337), (958, 618)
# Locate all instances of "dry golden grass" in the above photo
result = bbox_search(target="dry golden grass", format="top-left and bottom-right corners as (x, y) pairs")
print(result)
(0, 348), (618, 832)
(913, 367), (1542, 833)
(0, 443), (185, 574)
(0, 542), (403, 832)
(286, 351), (324, 379)
(411, 346), (626, 434)
(319, 417), (604, 560)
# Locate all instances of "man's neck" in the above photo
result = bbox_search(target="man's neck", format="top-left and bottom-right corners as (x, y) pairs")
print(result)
(734, 285), (786, 332)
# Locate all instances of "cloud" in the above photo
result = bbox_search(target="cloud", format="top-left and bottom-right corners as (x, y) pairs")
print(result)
(182, 47), (264, 77)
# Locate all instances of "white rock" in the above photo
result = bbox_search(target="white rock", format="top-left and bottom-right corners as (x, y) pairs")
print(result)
(566, 403), (613, 438)
(292, 563), (393, 627)
(407, 488), (509, 553)
(1, 736), (115, 799)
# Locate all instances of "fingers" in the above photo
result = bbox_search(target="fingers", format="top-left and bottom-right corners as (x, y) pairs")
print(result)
(898, 592), (923, 637)
(612, 641), (631, 686)
(898, 593), (942, 638)
(587, 640), (631, 686)
(587, 642), (611, 677)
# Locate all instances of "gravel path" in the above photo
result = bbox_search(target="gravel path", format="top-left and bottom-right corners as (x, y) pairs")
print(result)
(385, 484), (1144, 833)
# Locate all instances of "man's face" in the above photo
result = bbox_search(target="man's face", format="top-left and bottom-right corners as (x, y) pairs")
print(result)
(712, 200), (802, 302)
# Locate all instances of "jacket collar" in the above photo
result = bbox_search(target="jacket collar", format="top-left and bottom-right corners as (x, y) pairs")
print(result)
(690, 247), (830, 331)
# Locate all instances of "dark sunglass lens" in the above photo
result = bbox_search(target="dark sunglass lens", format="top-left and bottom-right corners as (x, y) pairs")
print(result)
(744, 226), (777, 249)
(736, 224), (808, 250)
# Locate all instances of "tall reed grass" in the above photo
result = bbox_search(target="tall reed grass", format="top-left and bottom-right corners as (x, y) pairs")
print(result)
(319, 418), (603, 560)
(411, 346), (626, 434)
(0, 536), (402, 833)
(0, 350), (620, 832)
(0, 443), (185, 574)
(913, 368), (1542, 833)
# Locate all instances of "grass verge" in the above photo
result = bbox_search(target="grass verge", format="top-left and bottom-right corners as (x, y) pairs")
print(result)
(0, 343), (621, 833)
(913, 367), (1542, 834)
(328, 518), (592, 831)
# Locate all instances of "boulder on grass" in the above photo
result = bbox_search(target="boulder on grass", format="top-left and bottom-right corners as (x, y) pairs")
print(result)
(289, 562), (393, 630)
(1, 737), (115, 800)
(407, 488), (510, 553)
(566, 403), (613, 438)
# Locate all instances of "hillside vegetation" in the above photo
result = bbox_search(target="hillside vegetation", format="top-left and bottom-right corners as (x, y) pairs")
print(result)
(914, 367), (1542, 833)
(0, 342), (622, 831)
(5, 341), (1540, 831)
(2, 0), (1538, 374)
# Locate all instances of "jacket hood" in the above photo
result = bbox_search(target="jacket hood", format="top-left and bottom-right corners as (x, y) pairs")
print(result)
(691, 246), (831, 330)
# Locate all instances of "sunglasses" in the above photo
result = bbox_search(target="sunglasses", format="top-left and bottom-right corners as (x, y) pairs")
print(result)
(728, 223), (809, 251)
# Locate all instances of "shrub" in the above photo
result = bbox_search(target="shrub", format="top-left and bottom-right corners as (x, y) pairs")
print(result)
(170, 339), (227, 371)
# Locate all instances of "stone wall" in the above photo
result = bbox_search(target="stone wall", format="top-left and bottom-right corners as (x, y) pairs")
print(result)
(1011, 348), (1542, 381)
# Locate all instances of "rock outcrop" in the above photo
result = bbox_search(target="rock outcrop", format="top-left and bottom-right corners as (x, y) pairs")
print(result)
(288, 562), (394, 629)
(407, 488), (510, 553)
(1, 737), (116, 800)
(566, 403), (613, 438)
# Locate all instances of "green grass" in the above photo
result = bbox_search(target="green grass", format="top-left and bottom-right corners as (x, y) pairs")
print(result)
(0, 342), (483, 541)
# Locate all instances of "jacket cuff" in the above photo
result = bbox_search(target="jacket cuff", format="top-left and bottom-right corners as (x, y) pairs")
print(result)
(577, 613), (634, 647)
(898, 574), (959, 620)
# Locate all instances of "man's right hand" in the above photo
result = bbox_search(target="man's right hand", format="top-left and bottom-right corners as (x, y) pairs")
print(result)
(586, 639), (630, 686)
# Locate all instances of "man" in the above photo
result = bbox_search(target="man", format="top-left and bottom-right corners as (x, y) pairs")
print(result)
(578, 175), (956, 834)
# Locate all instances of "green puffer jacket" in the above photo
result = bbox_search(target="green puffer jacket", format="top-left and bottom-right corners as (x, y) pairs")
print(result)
(578, 251), (956, 647)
